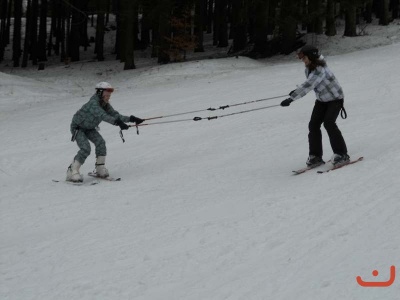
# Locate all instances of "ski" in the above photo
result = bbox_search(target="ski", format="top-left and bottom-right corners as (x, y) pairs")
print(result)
(52, 179), (99, 186)
(87, 172), (121, 181)
(292, 161), (326, 175)
(317, 156), (364, 174)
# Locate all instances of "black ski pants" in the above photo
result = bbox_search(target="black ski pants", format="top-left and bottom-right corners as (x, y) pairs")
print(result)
(308, 99), (347, 157)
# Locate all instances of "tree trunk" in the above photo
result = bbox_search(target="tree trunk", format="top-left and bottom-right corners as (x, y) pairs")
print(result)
(379, 0), (390, 25)
(113, 0), (120, 58)
(213, 0), (219, 45)
(69, 0), (82, 61)
(280, 0), (297, 54)
(80, 0), (90, 50)
(194, 0), (205, 52)
(22, 0), (32, 67)
(158, 0), (172, 64)
(372, 0), (381, 18)
(325, 0), (337, 36)
(216, 0), (228, 47)
(231, 0), (247, 52)
(391, 0), (399, 19)
(207, 0), (213, 33)
(307, 0), (323, 34)
(0, 0), (9, 62)
(253, 0), (269, 54)
(344, 1), (357, 36)
(37, 0), (47, 62)
(12, 0), (22, 67)
(60, 16), (66, 62)
(54, 1), (62, 56)
(96, 0), (107, 61)
(6, 0), (12, 44)
(48, 0), (57, 57)
(122, 0), (136, 70)
(30, 0), (39, 65)
(140, 2), (151, 49)
(364, 0), (373, 23)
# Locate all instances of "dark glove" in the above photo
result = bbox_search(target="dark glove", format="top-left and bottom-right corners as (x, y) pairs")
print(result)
(130, 115), (144, 124)
(281, 98), (293, 107)
(115, 118), (129, 130)
(289, 90), (295, 96)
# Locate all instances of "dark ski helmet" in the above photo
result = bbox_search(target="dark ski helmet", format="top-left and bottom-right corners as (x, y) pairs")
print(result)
(298, 45), (319, 60)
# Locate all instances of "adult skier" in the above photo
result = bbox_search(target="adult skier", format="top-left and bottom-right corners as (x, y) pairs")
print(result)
(280, 45), (350, 167)
(66, 82), (144, 182)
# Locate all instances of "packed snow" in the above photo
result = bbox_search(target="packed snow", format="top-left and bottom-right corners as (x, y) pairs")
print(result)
(1, 20), (400, 300)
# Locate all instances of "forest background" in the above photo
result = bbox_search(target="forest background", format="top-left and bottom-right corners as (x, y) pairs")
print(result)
(0, 0), (399, 70)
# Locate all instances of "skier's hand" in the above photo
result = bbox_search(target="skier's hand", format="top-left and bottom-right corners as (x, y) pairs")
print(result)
(281, 98), (293, 107)
(115, 118), (129, 130)
(130, 115), (145, 125)
(289, 90), (295, 96)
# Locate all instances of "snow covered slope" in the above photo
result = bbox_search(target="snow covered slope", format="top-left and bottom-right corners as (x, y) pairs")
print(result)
(1, 42), (400, 299)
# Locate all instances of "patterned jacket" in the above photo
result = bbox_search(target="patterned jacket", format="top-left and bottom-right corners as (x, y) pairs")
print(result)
(289, 63), (344, 102)
(70, 94), (130, 131)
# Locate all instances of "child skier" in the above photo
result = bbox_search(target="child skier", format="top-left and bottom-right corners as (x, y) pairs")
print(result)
(66, 82), (144, 182)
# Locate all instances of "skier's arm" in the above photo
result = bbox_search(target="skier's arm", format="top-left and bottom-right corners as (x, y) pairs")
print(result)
(289, 67), (326, 101)
(105, 105), (131, 123)
(107, 105), (144, 124)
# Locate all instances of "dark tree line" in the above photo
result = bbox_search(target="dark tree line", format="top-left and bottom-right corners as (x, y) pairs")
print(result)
(0, 0), (399, 69)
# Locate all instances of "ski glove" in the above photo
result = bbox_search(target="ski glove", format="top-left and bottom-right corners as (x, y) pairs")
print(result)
(280, 98), (293, 107)
(289, 90), (295, 96)
(115, 118), (129, 130)
(130, 115), (144, 124)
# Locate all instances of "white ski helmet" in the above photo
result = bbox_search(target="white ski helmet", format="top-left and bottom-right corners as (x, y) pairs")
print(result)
(95, 82), (114, 92)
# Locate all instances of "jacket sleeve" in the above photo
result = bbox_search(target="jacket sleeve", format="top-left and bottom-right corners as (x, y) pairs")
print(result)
(290, 67), (326, 101)
(86, 100), (119, 125)
(105, 105), (130, 123)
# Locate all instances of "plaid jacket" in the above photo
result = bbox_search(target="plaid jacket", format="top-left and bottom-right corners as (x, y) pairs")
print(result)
(290, 64), (344, 102)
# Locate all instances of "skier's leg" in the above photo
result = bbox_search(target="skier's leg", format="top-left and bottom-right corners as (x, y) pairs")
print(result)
(86, 130), (109, 177)
(74, 130), (91, 164)
(86, 129), (106, 157)
(308, 100), (326, 157)
(67, 131), (91, 182)
(323, 100), (348, 156)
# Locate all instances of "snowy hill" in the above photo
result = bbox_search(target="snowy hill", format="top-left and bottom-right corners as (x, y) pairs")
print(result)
(1, 31), (400, 299)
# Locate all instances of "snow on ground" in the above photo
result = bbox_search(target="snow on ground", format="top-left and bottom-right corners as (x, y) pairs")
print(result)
(1, 20), (400, 300)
